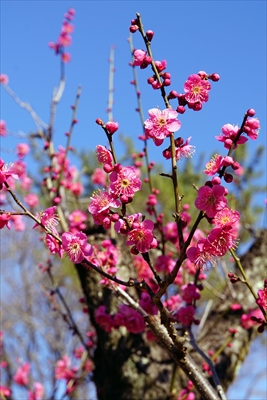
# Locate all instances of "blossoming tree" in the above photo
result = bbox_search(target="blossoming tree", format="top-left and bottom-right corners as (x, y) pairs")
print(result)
(0, 9), (266, 400)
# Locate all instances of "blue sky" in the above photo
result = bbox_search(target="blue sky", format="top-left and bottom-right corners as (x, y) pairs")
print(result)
(0, 1), (266, 398)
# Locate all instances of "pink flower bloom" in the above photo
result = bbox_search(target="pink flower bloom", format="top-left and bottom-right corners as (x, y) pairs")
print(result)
(0, 213), (11, 229)
(155, 255), (176, 273)
(186, 239), (216, 269)
(126, 219), (156, 253)
(70, 181), (84, 196)
(133, 49), (147, 66)
(0, 74), (9, 85)
(10, 214), (25, 231)
(163, 136), (195, 160)
(204, 154), (223, 176)
(16, 143), (30, 158)
(195, 185), (228, 218)
(244, 117), (260, 140)
(45, 230), (64, 258)
(215, 124), (247, 149)
(256, 281), (267, 310)
(13, 362), (30, 385)
(24, 193), (39, 208)
(181, 283), (201, 304)
(176, 305), (195, 326)
(0, 386), (11, 397)
(207, 227), (237, 257)
(109, 165), (142, 199)
(0, 120), (7, 137)
(105, 121), (119, 135)
(55, 355), (75, 380)
(91, 168), (107, 186)
(162, 221), (178, 242)
(139, 292), (158, 315)
(27, 382), (44, 400)
(184, 74), (211, 104)
(89, 190), (120, 216)
(177, 389), (195, 400)
(213, 208), (240, 227)
(116, 304), (145, 334)
(34, 206), (59, 230)
(144, 108), (181, 146)
(95, 305), (114, 332)
(62, 231), (93, 263)
(241, 308), (264, 330)
(68, 209), (87, 231)
(164, 294), (182, 312)
(0, 159), (19, 185)
(95, 145), (113, 167)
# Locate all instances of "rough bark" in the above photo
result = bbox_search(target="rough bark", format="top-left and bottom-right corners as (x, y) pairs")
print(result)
(75, 230), (266, 400)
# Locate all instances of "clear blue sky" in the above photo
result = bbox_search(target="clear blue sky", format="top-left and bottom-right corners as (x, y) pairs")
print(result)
(0, 2), (266, 398)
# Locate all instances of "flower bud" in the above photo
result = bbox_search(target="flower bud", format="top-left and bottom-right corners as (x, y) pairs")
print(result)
(247, 108), (256, 117)
(224, 173), (233, 183)
(146, 30), (154, 41)
(177, 105), (186, 114)
(106, 121), (119, 134)
(209, 73), (220, 82)
(129, 25), (139, 33)
(96, 118), (103, 125)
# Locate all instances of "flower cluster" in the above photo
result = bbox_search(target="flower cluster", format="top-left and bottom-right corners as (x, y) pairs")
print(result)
(144, 108), (181, 146)
(48, 8), (75, 63)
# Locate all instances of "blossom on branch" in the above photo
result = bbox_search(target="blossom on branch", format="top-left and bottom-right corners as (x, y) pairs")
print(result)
(184, 74), (211, 104)
(144, 108), (181, 146)
(195, 184), (228, 218)
(62, 231), (93, 264)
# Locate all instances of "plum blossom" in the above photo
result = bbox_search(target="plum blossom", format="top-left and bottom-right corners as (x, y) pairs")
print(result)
(62, 231), (93, 263)
(13, 362), (30, 385)
(126, 218), (157, 253)
(204, 154), (223, 176)
(68, 209), (87, 232)
(215, 123), (247, 149)
(105, 121), (119, 135)
(45, 230), (64, 258)
(207, 226), (237, 257)
(184, 74), (211, 104)
(0, 120), (7, 137)
(133, 49), (146, 66)
(0, 213), (11, 229)
(144, 108), (181, 146)
(241, 308), (264, 330)
(195, 185), (228, 218)
(116, 304), (145, 334)
(181, 283), (201, 304)
(16, 143), (30, 158)
(213, 207), (240, 227)
(33, 206), (59, 230)
(163, 137), (195, 161)
(95, 145), (113, 167)
(256, 280), (267, 310)
(186, 238), (216, 270)
(24, 193), (39, 208)
(139, 292), (158, 315)
(0, 159), (19, 186)
(0, 74), (9, 85)
(109, 165), (142, 200)
(28, 382), (44, 400)
(55, 355), (76, 380)
(244, 117), (260, 139)
(176, 305), (195, 326)
(88, 190), (120, 225)
(91, 168), (107, 186)
(95, 305), (114, 332)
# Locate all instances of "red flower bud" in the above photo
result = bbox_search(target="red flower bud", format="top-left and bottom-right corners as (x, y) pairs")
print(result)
(209, 73), (220, 82)
(146, 30), (154, 41)
(247, 108), (256, 117)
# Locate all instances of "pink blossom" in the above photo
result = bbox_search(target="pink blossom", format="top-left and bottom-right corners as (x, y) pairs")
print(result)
(24, 193), (39, 208)
(176, 305), (195, 326)
(109, 165), (142, 200)
(133, 49), (147, 66)
(13, 362), (30, 385)
(0, 386), (11, 397)
(164, 294), (182, 312)
(89, 190), (120, 216)
(162, 221), (178, 242)
(207, 227), (237, 257)
(177, 389), (195, 400)
(181, 283), (201, 304)
(215, 123), (247, 149)
(105, 121), (119, 134)
(70, 181), (84, 196)
(68, 209), (87, 231)
(204, 154), (223, 176)
(241, 308), (264, 330)
(139, 292), (158, 315)
(155, 255), (175, 273)
(27, 382), (44, 400)
(0, 159), (19, 185)
(186, 239), (216, 270)
(10, 214), (25, 231)
(95, 145), (113, 167)
(0, 120), (7, 137)
(184, 74), (211, 104)
(34, 206), (59, 230)
(116, 304), (145, 333)
(62, 231), (93, 263)
(55, 355), (75, 380)
(0, 74), (9, 85)
(0, 213), (11, 229)
(91, 168), (107, 186)
(126, 219), (156, 253)
(16, 143), (30, 158)
(244, 117), (260, 139)
(213, 208), (240, 227)
(256, 282), (267, 310)
(195, 185), (228, 218)
(144, 108), (181, 146)
(163, 136), (195, 160)
(45, 230), (64, 258)
(95, 305), (114, 332)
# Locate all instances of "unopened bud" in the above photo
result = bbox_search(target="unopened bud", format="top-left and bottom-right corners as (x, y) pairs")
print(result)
(177, 105), (186, 114)
(146, 30), (154, 41)
(247, 108), (256, 117)
(224, 173), (233, 183)
(209, 73), (220, 82)
(96, 118), (103, 125)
